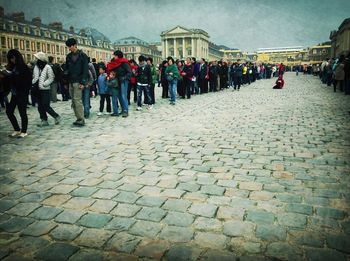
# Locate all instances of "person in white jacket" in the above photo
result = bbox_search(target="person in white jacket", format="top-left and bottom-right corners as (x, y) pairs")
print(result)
(33, 52), (61, 127)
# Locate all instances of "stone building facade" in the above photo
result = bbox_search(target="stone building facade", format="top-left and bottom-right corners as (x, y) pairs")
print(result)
(330, 18), (350, 58)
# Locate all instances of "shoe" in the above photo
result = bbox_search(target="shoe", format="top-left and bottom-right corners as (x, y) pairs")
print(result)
(97, 112), (102, 116)
(148, 105), (153, 110)
(137, 107), (142, 111)
(104, 112), (111, 115)
(73, 121), (85, 127)
(54, 116), (61, 125)
(111, 113), (119, 117)
(18, 132), (28, 138)
(9, 131), (21, 137)
(84, 114), (89, 119)
(122, 112), (128, 117)
(170, 101), (175, 105)
(37, 120), (49, 127)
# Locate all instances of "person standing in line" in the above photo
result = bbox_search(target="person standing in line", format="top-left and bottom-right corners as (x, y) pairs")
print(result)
(233, 60), (243, 91)
(33, 52), (61, 127)
(160, 60), (169, 99)
(181, 57), (194, 98)
(65, 38), (89, 127)
(106, 70), (120, 116)
(344, 52), (350, 95)
(128, 59), (138, 105)
(48, 56), (58, 102)
(198, 58), (208, 94)
(96, 65), (111, 116)
(334, 55), (345, 93)
(136, 55), (152, 110)
(165, 56), (180, 105)
(147, 57), (158, 105)
(5, 49), (32, 138)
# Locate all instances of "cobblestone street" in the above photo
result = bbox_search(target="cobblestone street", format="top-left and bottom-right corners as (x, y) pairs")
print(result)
(0, 73), (349, 260)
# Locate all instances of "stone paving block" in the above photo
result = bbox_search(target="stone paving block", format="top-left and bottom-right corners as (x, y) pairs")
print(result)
(249, 191), (274, 201)
(50, 184), (77, 194)
(160, 188), (186, 198)
(135, 195), (166, 207)
(55, 209), (85, 224)
(200, 185), (225, 196)
(242, 242), (262, 254)
(266, 242), (302, 261)
(162, 199), (191, 212)
(163, 211), (194, 227)
(135, 207), (166, 222)
(305, 248), (347, 261)
(19, 192), (52, 203)
(129, 220), (162, 237)
(223, 221), (255, 237)
(285, 203), (313, 215)
(34, 242), (79, 261)
(114, 191), (141, 203)
(217, 206), (244, 220)
(29, 206), (63, 220)
(88, 199), (117, 213)
(277, 213), (307, 229)
(275, 193), (302, 203)
(6, 236), (50, 258)
(69, 249), (104, 261)
(63, 197), (96, 210)
(292, 231), (324, 248)
(134, 240), (170, 259)
(70, 187), (98, 197)
(105, 232), (141, 254)
(188, 203), (218, 218)
(78, 213), (112, 228)
(21, 220), (57, 236)
(207, 196), (231, 206)
(183, 192), (208, 202)
(110, 203), (141, 217)
(326, 234), (350, 253)
(42, 194), (71, 206)
(165, 244), (202, 261)
(0, 217), (34, 232)
(6, 202), (41, 216)
(177, 182), (201, 192)
(105, 217), (136, 231)
(74, 228), (114, 248)
(159, 225), (194, 242)
(199, 249), (237, 261)
(91, 188), (119, 199)
(0, 200), (17, 212)
(50, 224), (83, 241)
(316, 207), (346, 220)
(310, 217), (339, 229)
(255, 224), (286, 241)
(246, 210), (275, 224)
(118, 183), (143, 192)
(196, 176), (217, 185)
(195, 232), (227, 249)
(194, 217), (222, 231)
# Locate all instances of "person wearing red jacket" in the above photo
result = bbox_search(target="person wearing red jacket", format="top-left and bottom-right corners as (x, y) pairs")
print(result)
(273, 75), (285, 89)
(181, 57), (194, 99)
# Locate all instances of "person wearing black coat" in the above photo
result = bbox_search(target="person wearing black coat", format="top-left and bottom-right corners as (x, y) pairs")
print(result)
(5, 49), (32, 138)
(232, 60), (243, 90)
(209, 61), (218, 92)
(219, 62), (229, 90)
(344, 52), (350, 95)
(198, 59), (208, 94)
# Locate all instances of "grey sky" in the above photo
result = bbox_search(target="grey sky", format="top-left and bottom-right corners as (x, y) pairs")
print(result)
(1, 0), (349, 51)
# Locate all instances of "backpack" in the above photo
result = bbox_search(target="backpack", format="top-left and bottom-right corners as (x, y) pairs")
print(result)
(51, 64), (63, 82)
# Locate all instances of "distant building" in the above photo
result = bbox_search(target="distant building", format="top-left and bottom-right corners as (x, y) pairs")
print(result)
(160, 26), (210, 60)
(114, 36), (162, 64)
(256, 46), (308, 65)
(330, 18), (350, 58)
(221, 49), (246, 62)
(308, 42), (331, 64)
(208, 42), (224, 61)
(0, 6), (115, 64)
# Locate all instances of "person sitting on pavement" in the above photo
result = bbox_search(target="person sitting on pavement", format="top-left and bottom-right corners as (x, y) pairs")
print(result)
(273, 75), (285, 89)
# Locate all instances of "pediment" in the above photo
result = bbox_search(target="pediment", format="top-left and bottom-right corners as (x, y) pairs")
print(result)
(163, 26), (192, 35)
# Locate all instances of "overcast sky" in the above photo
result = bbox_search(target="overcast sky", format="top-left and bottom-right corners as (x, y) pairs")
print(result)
(1, 0), (349, 51)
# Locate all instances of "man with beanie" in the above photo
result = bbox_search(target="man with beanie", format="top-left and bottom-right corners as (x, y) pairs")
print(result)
(65, 38), (88, 126)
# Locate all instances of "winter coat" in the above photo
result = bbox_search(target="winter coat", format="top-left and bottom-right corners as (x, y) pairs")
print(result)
(97, 73), (108, 94)
(165, 64), (180, 81)
(65, 49), (89, 85)
(335, 63), (345, 81)
(33, 64), (55, 90)
(136, 64), (152, 85)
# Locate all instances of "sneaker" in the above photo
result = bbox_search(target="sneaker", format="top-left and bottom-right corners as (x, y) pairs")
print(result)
(170, 101), (175, 105)
(18, 132), (28, 138)
(54, 116), (61, 125)
(9, 131), (21, 137)
(136, 107), (142, 111)
(111, 113), (119, 117)
(148, 105), (153, 110)
(37, 120), (49, 127)
(122, 112), (128, 117)
(97, 112), (103, 116)
(73, 121), (85, 127)
(104, 112), (111, 115)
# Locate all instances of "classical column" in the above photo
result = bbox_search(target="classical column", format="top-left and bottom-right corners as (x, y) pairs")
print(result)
(165, 38), (168, 58)
(191, 38), (194, 57)
(182, 37), (185, 58)
(162, 39), (165, 59)
(174, 38), (177, 58)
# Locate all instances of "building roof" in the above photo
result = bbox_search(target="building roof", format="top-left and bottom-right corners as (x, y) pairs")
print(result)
(114, 36), (149, 46)
(80, 27), (110, 45)
(256, 46), (305, 53)
(161, 25), (209, 37)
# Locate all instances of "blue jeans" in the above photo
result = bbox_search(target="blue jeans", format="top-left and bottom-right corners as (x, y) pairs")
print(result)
(168, 79), (177, 102)
(111, 94), (119, 115)
(82, 87), (90, 117)
(119, 80), (129, 113)
(137, 84), (151, 107)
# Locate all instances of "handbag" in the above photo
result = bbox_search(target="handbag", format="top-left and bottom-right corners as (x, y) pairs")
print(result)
(166, 74), (174, 82)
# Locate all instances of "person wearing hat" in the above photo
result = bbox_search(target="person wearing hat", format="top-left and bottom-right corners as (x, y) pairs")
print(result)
(32, 51), (61, 127)
(65, 38), (89, 126)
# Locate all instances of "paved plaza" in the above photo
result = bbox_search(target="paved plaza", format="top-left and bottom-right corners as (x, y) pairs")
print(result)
(0, 73), (349, 260)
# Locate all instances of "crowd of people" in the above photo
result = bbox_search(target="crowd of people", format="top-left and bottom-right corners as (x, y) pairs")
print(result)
(4, 36), (348, 138)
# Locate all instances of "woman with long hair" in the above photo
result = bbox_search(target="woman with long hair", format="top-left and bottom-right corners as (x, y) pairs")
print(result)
(5, 49), (32, 138)
(160, 60), (169, 99)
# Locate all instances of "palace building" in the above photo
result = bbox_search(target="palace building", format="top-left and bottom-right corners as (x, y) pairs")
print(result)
(308, 42), (332, 64)
(160, 26), (210, 60)
(330, 18), (350, 58)
(256, 46), (308, 66)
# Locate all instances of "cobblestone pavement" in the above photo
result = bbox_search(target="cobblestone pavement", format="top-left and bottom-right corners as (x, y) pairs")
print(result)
(0, 73), (349, 261)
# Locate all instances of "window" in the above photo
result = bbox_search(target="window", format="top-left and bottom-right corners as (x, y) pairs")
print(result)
(313, 49), (317, 54)
(31, 42), (35, 52)
(7, 38), (13, 49)
(1, 37), (6, 48)
(56, 45), (59, 53)
(188, 49), (192, 56)
(47, 44), (51, 53)
(60, 46), (64, 55)
(14, 39), (19, 49)
(322, 49), (327, 54)
(25, 40), (30, 51)
(37, 42), (41, 51)
(42, 43), (46, 52)
(51, 45), (55, 54)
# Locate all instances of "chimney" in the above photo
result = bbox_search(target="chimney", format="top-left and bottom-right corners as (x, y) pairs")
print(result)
(49, 22), (63, 31)
(0, 6), (4, 17)
(32, 17), (41, 26)
(12, 12), (25, 22)
(69, 26), (74, 33)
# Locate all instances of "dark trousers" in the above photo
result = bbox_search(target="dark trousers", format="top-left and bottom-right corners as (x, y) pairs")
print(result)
(161, 80), (169, 98)
(209, 79), (217, 92)
(60, 83), (70, 101)
(99, 94), (111, 112)
(128, 83), (137, 104)
(220, 76), (227, 89)
(6, 94), (28, 133)
(233, 75), (242, 89)
(30, 89), (38, 106)
(38, 90), (59, 121)
(149, 83), (155, 104)
(183, 79), (192, 98)
(199, 79), (208, 94)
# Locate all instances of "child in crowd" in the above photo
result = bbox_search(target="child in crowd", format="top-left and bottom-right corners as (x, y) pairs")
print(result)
(106, 70), (119, 116)
(273, 75), (285, 89)
(97, 65), (111, 116)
